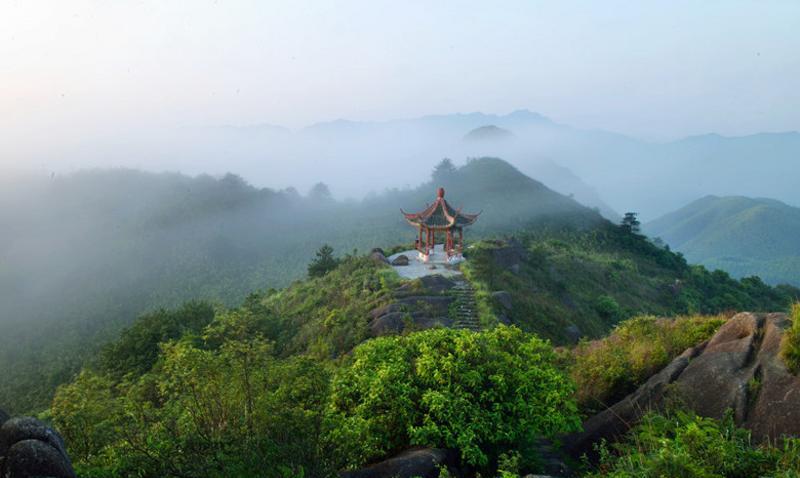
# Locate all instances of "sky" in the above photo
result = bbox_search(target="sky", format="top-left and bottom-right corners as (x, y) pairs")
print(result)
(2, 0), (799, 172)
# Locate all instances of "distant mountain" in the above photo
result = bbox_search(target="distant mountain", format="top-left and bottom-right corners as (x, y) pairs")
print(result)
(463, 125), (515, 142)
(208, 111), (800, 222)
(646, 195), (800, 286)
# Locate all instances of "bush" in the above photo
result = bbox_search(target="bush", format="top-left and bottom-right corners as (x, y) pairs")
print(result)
(329, 326), (580, 469)
(589, 410), (800, 477)
(571, 314), (726, 412)
(781, 303), (800, 374)
(53, 338), (335, 478)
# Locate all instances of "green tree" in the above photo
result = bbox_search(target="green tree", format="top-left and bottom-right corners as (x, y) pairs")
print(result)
(308, 244), (340, 278)
(620, 212), (641, 234)
(329, 326), (580, 469)
(432, 158), (457, 184)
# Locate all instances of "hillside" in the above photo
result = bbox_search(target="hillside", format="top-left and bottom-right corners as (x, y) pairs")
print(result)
(44, 225), (800, 478)
(646, 195), (800, 286)
(0, 158), (600, 413)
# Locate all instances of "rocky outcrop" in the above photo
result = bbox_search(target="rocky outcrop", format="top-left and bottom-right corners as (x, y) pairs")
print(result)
(0, 413), (76, 478)
(566, 312), (799, 459)
(486, 238), (527, 273)
(340, 447), (460, 478)
(369, 275), (460, 336)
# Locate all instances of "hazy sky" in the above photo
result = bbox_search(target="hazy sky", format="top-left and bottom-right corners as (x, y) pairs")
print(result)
(2, 0), (799, 169)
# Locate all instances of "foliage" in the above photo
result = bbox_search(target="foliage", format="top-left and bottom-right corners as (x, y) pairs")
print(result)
(99, 301), (216, 378)
(328, 326), (580, 468)
(260, 256), (398, 358)
(53, 334), (336, 478)
(589, 410), (800, 478)
(308, 244), (340, 278)
(461, 222), (797, 345)
(781, 303), (800, 374)
(570, 314), (727, 412)
(620, 212), (641, 234)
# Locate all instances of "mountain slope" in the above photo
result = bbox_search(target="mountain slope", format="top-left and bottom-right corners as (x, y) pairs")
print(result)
(646, 195), (800, 285)
(0, 158), (600, 413)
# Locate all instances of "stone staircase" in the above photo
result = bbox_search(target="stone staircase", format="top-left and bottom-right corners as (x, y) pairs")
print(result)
(451, 279), (481, 331)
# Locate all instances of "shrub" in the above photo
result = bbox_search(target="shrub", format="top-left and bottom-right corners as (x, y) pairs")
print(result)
(329, 326), (580, 469)
(589, 410), (800, 478)
(781, 303), (800, 374)
(571, 314), (726, 412)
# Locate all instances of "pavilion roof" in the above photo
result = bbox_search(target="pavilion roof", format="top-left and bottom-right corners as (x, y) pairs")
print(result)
(401, 187), (480, 230)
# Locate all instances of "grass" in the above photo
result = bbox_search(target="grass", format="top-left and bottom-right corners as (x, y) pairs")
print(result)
(780, 303), (800, 373)
(568, 314), (728, 413)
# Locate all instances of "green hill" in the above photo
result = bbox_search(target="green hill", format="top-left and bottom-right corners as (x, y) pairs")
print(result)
(0, 157), (600, 413)
(646, 195), (800, 286)
(48, 223), (799, 478)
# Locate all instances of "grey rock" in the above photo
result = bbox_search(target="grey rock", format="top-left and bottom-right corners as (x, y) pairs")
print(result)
(492, 291), (513, 311)
(564, 324), (582, 343)
(340, 447), (459, 478)
(418, 275), (456, 295)
(0, 409), (9, 427)
(5, 439), (76, 478)
(0, 417), (69, 463)
(369, 312), (407, 335)
(489, 238), (528, 270)
(369, 296), (456, 336)
(391, 255), (410, 266)
(369, 250), (390, 265)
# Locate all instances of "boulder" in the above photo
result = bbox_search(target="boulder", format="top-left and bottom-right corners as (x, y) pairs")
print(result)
(0, 417), (69, 462)
(340, 447), (460, 478)
(5, 440), (76, 478)
(392, 255), (410, 266)
(564, 324), (582, 343)
(0, 417), (75, 478)
(369, 296), (455, 336)
(489, 238), (528, 270)
(369, 249), (390, 265)
(492, 291), (513, 311)
(0, 409), (8, 426)
(565, 312), (800, 460)
(418, 275), (457, 295)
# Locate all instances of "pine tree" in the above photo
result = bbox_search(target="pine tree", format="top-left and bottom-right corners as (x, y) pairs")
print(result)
(307, 244), (340, 277)
(621, 212), (641, 234)
(432, 158), (457, 184)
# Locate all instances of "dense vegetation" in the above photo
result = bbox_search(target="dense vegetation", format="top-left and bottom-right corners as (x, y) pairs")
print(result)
(647, 195), (800, 286)
(329, 327), (578, 468)
(463, 221), (797, 344)
(590, 411), (800, 478)
(46, 239), (800, 477)
(51, 307), (578, 477)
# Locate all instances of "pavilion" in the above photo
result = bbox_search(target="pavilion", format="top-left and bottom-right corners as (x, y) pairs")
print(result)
(401, 187), (480, 262)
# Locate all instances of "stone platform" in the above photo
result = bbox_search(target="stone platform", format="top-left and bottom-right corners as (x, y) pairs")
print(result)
(387, 244), (464, 279)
